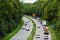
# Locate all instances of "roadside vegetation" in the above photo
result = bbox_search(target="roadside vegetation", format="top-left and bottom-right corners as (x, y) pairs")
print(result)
(0, 0), (23, 40)
(47, 22), (57, 40)
(3, 18), (23, 40)
(0, 0), (60, 40)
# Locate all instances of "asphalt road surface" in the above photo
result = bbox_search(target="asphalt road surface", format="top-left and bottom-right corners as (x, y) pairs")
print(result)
(10, 16), (51, 40)
(28, 16), (51, 40)
(10, 17), (33, 40)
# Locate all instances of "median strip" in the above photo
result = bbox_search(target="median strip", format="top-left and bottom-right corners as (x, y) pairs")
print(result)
(27, 17), (36, 40)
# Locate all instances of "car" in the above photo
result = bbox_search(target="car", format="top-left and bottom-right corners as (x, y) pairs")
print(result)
(25, 23), (27, 26)
(43, 27), (49, 31)
(22, 26), (26, 29)
(42, 21), (47, 27)
(44, 35), (48, 37)
(25, 21), (28, 23)
(37, 18), (40, 20)
(33, 17), (37, 19)
(37, 26), (40, 28)
(44, 35), (48, 39)
(42, 26), (45, 29)
(26, 28), (29, 31)
(44, 31), (49, 35)
(36, 34), (40, 38)
(28, 21), (30, 22)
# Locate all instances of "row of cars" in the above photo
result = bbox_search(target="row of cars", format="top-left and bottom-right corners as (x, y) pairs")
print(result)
(35, 17), (49, 39)
(22, 17), (49, 39)
(42, 21), (49, 39)
(22, 21), (30, 31)
(35, 23), (49, 39)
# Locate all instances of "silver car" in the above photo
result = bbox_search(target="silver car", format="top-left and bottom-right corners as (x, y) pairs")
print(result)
(36, 34), (40, 38)
(44, 35), (48, 39)
(22, 26), (26, 29)
(26, 28), (29, 31)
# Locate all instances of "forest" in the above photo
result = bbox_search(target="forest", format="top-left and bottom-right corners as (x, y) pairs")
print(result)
(0, 0), (60, 40)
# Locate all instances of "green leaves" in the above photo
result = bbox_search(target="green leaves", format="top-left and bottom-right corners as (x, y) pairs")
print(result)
(0, 0), (22, 39)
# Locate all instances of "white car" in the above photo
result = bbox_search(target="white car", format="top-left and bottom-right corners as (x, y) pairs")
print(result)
(37, 18), (40, 20)
(22, 26), (26, 29)
(44, 35), (48, 39)
(26, 28), (29, 31)
(36, 34), (40, 38)
(42, 21), (47, 26)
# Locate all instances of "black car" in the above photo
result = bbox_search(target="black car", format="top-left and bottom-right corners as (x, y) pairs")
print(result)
(44, 31), (49, 35)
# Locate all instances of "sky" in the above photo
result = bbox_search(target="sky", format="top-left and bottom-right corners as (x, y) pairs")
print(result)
(20, 0), (36, 3)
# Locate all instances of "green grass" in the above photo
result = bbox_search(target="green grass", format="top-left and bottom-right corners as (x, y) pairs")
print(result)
(3, 18), (24, 40)
(27, 17), (36, 40)
(47, 22), (57, 40)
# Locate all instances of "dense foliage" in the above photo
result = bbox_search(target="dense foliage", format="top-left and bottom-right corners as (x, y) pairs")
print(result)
(0, 0), (23, 39)
(0, 0), (60, 40)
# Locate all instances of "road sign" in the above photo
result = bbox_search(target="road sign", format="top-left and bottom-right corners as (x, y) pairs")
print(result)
(32, 13), (35, 16)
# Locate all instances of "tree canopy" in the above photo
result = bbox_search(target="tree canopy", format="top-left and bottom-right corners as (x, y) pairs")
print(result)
(0, 0), (60, 40)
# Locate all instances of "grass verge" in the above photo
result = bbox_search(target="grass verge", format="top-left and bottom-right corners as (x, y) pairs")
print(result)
(3, 18), (24, 40)
(27, 17), (36, 40)
(47, 22), (57, 40)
